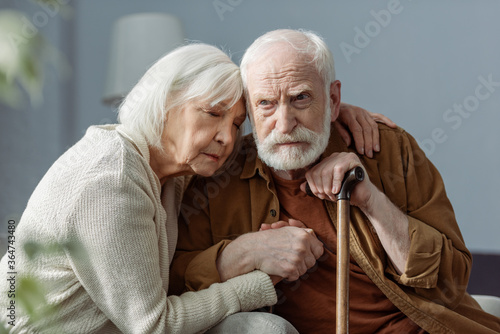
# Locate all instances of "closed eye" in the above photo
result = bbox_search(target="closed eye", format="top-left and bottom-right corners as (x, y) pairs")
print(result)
(233, 114), (246, 130)
(201, 107), (221, 117)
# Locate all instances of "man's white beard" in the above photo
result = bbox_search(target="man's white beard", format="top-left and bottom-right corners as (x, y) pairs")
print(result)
(253, 106), (331, 171)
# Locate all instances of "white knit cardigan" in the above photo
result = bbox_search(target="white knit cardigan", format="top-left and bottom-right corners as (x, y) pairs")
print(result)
(0, 125), (276, 333)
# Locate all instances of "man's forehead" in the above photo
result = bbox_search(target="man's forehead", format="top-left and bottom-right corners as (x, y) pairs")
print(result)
(249, 77), (314, 96)
(247, 62), (321, 96)
(250, 48), (315, 73)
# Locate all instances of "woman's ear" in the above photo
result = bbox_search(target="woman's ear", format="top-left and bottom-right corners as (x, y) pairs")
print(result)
(330, 80), (342, 122)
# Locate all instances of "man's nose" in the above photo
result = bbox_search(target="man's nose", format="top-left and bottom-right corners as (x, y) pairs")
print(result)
(275, 104), (297, 134)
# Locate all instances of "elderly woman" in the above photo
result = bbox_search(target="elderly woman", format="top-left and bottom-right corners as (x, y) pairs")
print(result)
(0, 43), (391, 333)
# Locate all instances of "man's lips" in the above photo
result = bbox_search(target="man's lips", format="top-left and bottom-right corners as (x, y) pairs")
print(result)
(275, 141), (307, 147)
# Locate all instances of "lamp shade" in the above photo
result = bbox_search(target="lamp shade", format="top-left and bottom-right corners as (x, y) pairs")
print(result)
(102, 13), (185, 106)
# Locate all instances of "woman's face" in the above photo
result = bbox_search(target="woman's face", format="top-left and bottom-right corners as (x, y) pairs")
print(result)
(163, 97), (246, 177)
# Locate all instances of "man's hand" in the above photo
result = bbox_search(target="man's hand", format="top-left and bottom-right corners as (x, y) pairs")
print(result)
(300, 152), (410, 274)
(336, 102), (397, 158)
(216, 226), (324, 284)
(300, 152), (375, 208)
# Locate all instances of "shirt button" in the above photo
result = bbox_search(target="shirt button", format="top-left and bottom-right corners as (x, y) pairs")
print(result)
(270, 209), (277, 217)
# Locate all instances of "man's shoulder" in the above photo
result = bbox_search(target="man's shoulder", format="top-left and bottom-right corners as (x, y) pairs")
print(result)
(378, 123), (406, 135)
(378, 123), (419, 149)
(376, 123), (415, 149)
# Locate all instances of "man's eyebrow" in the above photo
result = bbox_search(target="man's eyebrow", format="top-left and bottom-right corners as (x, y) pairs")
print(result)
(250, 92), (275, 101)
(254, 95), (274, 100)
(288, 86), (314, 96)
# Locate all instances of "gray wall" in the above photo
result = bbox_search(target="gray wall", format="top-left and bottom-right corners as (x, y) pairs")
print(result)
(2, 0), (500, 255)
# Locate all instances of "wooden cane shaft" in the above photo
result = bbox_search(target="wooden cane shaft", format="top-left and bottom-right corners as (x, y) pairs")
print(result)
(336, 199), (350, 334)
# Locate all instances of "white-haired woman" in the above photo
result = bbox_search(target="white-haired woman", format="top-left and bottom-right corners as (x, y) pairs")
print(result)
(0, 43), (392, 333)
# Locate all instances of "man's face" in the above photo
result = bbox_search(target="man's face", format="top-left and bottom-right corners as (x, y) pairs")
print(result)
(246, 46), (340, 171)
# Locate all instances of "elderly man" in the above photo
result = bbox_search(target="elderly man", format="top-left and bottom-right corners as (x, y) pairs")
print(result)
(170, 29), (500, 333)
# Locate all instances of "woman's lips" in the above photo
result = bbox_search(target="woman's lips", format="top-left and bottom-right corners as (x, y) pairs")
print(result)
(203, 153), (220, 162)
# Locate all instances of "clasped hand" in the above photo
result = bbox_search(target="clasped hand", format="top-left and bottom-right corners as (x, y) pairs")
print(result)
(259, 153), (381, 283)
(217, 153), (383, 284)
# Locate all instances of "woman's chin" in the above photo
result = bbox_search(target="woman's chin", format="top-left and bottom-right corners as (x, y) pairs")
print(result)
(192, 166), (219, 177)
(198, 171), (215, 177)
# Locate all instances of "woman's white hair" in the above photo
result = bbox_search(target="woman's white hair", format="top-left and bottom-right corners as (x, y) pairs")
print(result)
(240, 29), (335, 93)
(118, 43), (244, 150)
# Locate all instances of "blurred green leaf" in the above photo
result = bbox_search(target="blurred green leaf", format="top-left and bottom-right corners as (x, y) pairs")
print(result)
(23, 241), (68, 260)
(22, 48), (40, 79)
(23, 241), (43, 260)
(0, 71), (22, 107)
(17, 277), (57, 324)
(0, 324), (9, 334)
(64, 239), (88, 262)
(15, 239), (85, 332)
(0, 6), (71, 110)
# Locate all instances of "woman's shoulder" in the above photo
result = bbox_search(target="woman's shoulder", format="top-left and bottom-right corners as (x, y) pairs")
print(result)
(73, 124), (149, 172)
(43, 125), (155, 201)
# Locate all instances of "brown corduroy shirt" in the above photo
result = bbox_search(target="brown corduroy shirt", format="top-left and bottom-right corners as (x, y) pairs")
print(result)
(170, 124), (500, 334)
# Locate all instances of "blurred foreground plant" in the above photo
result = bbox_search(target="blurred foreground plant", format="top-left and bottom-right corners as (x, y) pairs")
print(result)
(1, 238), (86, 333)
(0, 1), (71, 109)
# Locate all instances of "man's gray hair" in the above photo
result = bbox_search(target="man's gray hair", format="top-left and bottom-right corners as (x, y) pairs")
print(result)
(118, 43), (243, 150)
(240, 29), (335, 92)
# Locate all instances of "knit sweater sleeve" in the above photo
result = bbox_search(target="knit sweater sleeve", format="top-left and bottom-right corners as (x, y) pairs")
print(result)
(65, 145), (276, 333)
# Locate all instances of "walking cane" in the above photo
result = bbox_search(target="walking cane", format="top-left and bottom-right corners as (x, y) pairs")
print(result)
(335, 166), (364, 334)
(306, 167), (364, 333)
(306, 166), (364, 332)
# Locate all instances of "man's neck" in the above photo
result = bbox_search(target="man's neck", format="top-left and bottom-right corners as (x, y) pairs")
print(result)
(270, 167), (308, 181)
(267, 155), (324, 180)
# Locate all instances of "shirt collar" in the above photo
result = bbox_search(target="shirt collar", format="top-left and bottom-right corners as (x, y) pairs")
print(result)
(240, 135), (269, 180)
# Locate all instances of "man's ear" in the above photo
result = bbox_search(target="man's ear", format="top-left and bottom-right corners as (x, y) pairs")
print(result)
(330, 80), (342, 122)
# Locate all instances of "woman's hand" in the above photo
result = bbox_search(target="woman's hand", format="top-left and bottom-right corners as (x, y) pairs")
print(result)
(335, 102), (397, 158)
(259, 219), (306, 231)
(260, 219), (316, 286)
